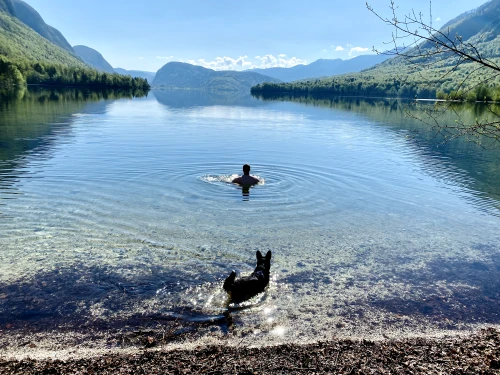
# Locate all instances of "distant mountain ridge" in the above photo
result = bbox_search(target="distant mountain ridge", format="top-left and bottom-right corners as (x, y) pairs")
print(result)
(249, 55), (391, 82)
(114, 68), (155, 82)
(11, 0), (74, 54)
(73, 45), (114, 73)
(153, 62), (281, 91)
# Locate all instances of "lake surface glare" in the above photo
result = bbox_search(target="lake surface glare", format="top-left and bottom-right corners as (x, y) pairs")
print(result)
(0, 89), (499, 356)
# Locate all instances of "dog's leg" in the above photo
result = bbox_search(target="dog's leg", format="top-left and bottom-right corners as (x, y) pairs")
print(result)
(223, 270), (236, 292)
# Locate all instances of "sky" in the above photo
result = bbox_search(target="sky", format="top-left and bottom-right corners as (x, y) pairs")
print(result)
(23, 0), (489, 72)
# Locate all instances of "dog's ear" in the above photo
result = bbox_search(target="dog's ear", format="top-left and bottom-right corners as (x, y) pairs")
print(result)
(265, 251), (272, 261)
(256, 250), (263, 261)
(223, 271), (236, 292)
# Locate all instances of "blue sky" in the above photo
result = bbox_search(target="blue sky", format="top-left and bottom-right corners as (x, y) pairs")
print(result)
(24, 0), (488, 72)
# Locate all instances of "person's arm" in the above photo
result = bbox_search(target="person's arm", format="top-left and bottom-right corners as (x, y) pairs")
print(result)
(232, 177), (242, 184)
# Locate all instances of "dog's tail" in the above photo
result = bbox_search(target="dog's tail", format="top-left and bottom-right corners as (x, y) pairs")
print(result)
(223, 271), (236, 292)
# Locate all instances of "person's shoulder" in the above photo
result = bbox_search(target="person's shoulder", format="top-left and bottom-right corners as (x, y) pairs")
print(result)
(232, 176), (242, 184)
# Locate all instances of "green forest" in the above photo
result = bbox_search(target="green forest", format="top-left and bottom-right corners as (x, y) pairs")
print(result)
(251, 60), (500, 102)
(0, 55), (151, 90)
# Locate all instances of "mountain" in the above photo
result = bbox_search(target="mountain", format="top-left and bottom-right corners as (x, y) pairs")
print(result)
(439, 0), (500, 46)
(248, 62), (323, 82)
(0, 10), (85, 67)
(10, 0), (74, 54)
(252, 0), (500, 100)
(249, 55), (390, 82)
(114, 68), (155, 82)
(0, 0), (83, 68)
(335, 54), (392, 74)
(152, 62), (281, 91)
(73, 45), (114, 73)
(0, 0), (14, 14)
(379, 0), (500, 71)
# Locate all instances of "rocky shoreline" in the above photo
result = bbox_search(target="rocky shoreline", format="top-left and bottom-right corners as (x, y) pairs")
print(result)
(1, 328), (499, 374)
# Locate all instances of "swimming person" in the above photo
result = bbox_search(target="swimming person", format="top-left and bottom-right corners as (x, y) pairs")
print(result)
(232, 164), (259, 185)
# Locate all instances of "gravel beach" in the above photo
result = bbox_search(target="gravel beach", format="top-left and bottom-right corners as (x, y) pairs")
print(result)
(1, 328), (499, 374)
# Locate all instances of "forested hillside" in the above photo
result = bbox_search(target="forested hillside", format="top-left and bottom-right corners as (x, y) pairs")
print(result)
(252, 0), (500, 101)
(0, 0), (14, 14)
(0, 11), (85, 67)
(0, 4), (149, 90)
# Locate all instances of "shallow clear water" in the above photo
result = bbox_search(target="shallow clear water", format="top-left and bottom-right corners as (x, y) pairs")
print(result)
(0, 88), (499, 352)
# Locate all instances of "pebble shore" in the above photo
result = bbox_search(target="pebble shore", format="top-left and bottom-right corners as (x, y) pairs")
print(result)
(1, 328), (499, 374)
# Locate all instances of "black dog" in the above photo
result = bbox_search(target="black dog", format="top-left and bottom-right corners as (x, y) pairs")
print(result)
(223, 251), (272, 302)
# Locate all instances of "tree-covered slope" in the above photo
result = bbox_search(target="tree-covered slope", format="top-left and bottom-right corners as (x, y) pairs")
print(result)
(0, 11), (85, 67)
(74, 45), (114, 73)
(153, 62), (281, 91)
(440, 0), (500, 45)
(0, 0), (14, 14)
(11, 0), (74, 54)
(253, 0), (500, 100)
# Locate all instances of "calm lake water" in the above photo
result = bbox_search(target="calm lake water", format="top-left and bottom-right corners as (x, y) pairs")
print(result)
(0, 87), (499, 354)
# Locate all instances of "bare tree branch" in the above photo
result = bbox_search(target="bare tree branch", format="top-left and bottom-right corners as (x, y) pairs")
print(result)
(367, 1), (500, 145)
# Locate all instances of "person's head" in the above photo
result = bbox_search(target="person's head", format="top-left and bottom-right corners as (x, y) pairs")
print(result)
(242, 164), (251, 175)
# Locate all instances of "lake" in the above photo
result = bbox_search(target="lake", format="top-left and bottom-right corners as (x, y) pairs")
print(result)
(0, 87), (499, 355)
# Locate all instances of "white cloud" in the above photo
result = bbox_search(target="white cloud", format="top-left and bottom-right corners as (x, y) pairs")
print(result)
(350, 47), (370, 53)
(254, 54), (306, 69)
(322, 49), (328, 52)
(157, 55), (174, 59)
(335, 46), (344, 51)
(186, 54), (306, 71)
(138, 57), (144, 60)
(187, 56), (254, 71)
(348, 46), (370, 57)
(435, 17), (441, 22)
